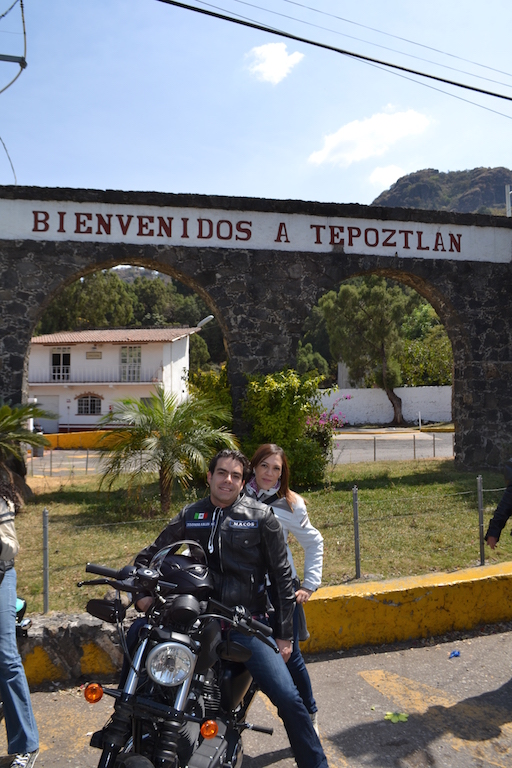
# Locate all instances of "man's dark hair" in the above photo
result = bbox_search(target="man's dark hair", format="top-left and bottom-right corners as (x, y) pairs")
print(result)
(209, 449), (250, 481)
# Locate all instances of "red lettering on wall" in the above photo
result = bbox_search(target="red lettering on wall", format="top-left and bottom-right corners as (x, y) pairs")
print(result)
(137, 216), (154, 236)
(399, 229), (413, 249)
(347, 227), (361, 246)
(57, 212), (66, 233)
(433, 232), (446, 252)
(310, 224), (325, 244)
(198, 219), (213, 239)
(32, 210), (49, 232)
(364, 228), (378, 247)
(181, 218), (189, 238)
(217, 220), (233, 240)
(417, 231), (429, 251)
(96, 214), (112, 235)
(449, 233), (461, 253)
(157, 217), (173, 237)
(235, 221), (252, 241)
(275, 222), (290, 243)
(75, 213), (92, 234)
(329, 225), (344, 245)
(116, 214), (133, 235)
(382, 229), (396, 247)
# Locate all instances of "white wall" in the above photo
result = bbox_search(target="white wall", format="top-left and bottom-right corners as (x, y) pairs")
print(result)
(319, 386), (452, 425)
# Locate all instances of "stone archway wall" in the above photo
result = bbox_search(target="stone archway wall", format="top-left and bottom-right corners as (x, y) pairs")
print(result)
(1, 185), (511, 468)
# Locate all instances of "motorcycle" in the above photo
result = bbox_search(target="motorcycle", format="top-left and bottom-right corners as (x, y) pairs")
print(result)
(0, 596), (31, 723)
(78, 540), (277, 768)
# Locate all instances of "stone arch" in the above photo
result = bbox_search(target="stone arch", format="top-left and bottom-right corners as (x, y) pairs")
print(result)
(1, 186), (512, 467)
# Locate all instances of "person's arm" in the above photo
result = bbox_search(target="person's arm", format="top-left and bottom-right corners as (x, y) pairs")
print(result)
(0, 497), (19, 561)
(284, 496), (323, 598)
(485, 485), (512, 545)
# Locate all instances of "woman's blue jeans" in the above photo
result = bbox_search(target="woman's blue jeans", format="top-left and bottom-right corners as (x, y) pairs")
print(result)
(287, 604), (317, 714)
(0, 568), (39, 754)
(231, 629), (328, 768)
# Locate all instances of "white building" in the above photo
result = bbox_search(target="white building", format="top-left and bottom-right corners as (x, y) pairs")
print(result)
(28, 327), (201, 433)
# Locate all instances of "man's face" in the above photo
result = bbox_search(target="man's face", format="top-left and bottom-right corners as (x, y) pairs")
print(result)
(207, 456), (245, 508)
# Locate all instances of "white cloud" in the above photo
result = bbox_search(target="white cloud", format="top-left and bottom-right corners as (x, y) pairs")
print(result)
(308, 110), (430, 167)
(246, 42), (304, 85)
(369, 165), (405, 189)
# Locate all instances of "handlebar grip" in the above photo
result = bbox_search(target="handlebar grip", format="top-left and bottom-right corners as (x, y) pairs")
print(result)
(248, 617), (273, 637)
(85, 562), (120, 578)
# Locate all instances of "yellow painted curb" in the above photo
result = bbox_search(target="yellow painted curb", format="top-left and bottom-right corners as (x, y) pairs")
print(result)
(301, 562), (512, 654)
(23, 646), (65, 687)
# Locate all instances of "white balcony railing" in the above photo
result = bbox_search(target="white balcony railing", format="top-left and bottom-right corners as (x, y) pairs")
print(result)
(28, 367), (163, 384)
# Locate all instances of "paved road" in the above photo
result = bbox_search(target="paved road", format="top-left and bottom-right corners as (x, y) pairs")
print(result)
(26, 431), (454, 479)
(1, 623), (511, 768)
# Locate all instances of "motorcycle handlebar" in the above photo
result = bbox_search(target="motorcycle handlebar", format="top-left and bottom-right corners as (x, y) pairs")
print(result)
(246, 616), (273, 638)
(86, 562), (120, 578)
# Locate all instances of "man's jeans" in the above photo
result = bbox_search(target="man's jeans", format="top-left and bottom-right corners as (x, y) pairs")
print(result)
(0, 568), (39, 754)
(231, 630), (328, 768)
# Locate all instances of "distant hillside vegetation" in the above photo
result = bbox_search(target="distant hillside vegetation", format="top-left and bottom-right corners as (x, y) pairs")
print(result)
(371, 167), (512, 214)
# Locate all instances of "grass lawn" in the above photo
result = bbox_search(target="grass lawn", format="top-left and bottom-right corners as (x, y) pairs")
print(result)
(15, 459), (512, 614)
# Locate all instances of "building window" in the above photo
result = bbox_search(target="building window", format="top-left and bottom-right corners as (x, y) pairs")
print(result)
(77, 395), (102, 415)
(51, 347), (70, 381)
(120, 346), (141, 382)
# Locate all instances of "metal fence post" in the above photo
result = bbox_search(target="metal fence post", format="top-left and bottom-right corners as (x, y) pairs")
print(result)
(353, 485), (361, 579)
(373, 436), (376, 462)
(433, 433), (436, 458)
(50, 448), (53, 477)
(86, 448), (89, 474)
(477, 475), (485, 566)
(43, 507), (49, 613)
(413, 434), (416, 460)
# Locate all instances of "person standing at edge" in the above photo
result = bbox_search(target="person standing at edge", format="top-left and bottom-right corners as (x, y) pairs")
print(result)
(485, 458), (512, 550)
(134, 449), (329, 768)
(246, 443), (323, 735)
(0, 480), (39, 768)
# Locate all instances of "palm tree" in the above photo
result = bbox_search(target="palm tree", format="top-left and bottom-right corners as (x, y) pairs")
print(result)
(98, 386), (238, 513)
(0, 402), (52, 476)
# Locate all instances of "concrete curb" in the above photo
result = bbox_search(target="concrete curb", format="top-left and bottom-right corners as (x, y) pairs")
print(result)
(19, 563), (512, 687)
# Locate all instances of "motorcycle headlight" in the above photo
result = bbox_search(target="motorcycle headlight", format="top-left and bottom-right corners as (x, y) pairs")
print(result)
(146, 642), (196, 687)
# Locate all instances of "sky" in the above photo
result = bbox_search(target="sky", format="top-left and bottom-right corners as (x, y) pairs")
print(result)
(1, 0), (512, 206)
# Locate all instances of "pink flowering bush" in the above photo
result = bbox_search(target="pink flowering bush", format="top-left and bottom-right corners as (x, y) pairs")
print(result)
(305, 396), (351, 453)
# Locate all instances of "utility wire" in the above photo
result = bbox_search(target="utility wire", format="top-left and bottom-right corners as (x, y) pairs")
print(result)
(226, 0), (512, 90)
(281, 0), (512, 80)
(156, 0), (512, 105)
(0, 0), (26, 184)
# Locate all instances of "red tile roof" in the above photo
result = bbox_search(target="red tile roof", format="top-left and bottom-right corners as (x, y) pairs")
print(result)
(31, 327), (200, 345)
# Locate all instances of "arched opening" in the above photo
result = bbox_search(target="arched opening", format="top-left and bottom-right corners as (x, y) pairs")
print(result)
(298, 269), (460, 427)
(26, 261), (229, 434)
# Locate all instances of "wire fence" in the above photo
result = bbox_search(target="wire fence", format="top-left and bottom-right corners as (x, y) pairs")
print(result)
(24, 473), (505, 613)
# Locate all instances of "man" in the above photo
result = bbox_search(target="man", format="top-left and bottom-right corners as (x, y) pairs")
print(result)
(134, 449), (329, 768)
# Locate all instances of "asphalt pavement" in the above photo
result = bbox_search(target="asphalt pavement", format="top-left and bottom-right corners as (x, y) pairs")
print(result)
(1, 622), (511, 768)
(25, 430), (455, 480)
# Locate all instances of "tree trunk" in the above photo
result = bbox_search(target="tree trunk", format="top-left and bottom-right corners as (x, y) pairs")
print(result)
(384, 386), (404, 425)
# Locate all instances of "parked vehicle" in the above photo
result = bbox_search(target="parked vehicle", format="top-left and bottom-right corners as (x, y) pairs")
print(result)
(79, 540), (276, 768)
(0, 597), (31, 723)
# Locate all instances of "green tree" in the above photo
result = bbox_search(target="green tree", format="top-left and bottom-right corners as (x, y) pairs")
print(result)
(36, 270), (134, 333)
(320, 276), (419, 424)
(98, 386), (237, 513)
(296, 341), (329, 378)
(0, 402), (52, 479)
(399, 327), (453, 386)
(189, 334), (211, 371)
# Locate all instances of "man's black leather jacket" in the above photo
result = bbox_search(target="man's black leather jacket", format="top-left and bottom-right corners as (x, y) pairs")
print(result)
(135, 493), (295, 640)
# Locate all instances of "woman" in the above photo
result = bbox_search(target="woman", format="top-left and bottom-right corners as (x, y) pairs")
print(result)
(246, 444), (323, 735)
(0, 480), (39, 768)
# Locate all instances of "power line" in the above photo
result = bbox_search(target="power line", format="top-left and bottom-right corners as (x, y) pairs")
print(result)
(156, 0), (512, 105)
(281, 0), (512, 80)
(225, 0), (512, 91)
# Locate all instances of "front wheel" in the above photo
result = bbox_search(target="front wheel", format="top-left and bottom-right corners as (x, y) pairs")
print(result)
(116, 756), (156, 768)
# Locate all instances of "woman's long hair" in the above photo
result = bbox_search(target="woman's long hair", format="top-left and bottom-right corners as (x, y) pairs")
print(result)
(249, 444), (297, 508)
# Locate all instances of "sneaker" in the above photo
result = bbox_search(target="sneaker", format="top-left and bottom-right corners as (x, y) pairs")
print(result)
(11, 750), (39, 768)
(310, 711), (319, 736)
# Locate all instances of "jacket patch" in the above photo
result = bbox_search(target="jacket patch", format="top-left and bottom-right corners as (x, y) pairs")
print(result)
(186, 520), (212, 528)
(229, 520), (259, 529)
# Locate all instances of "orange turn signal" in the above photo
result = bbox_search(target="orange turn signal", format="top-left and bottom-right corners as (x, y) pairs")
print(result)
(200, 719), (219, 739)
(84, 682), (104, 703)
